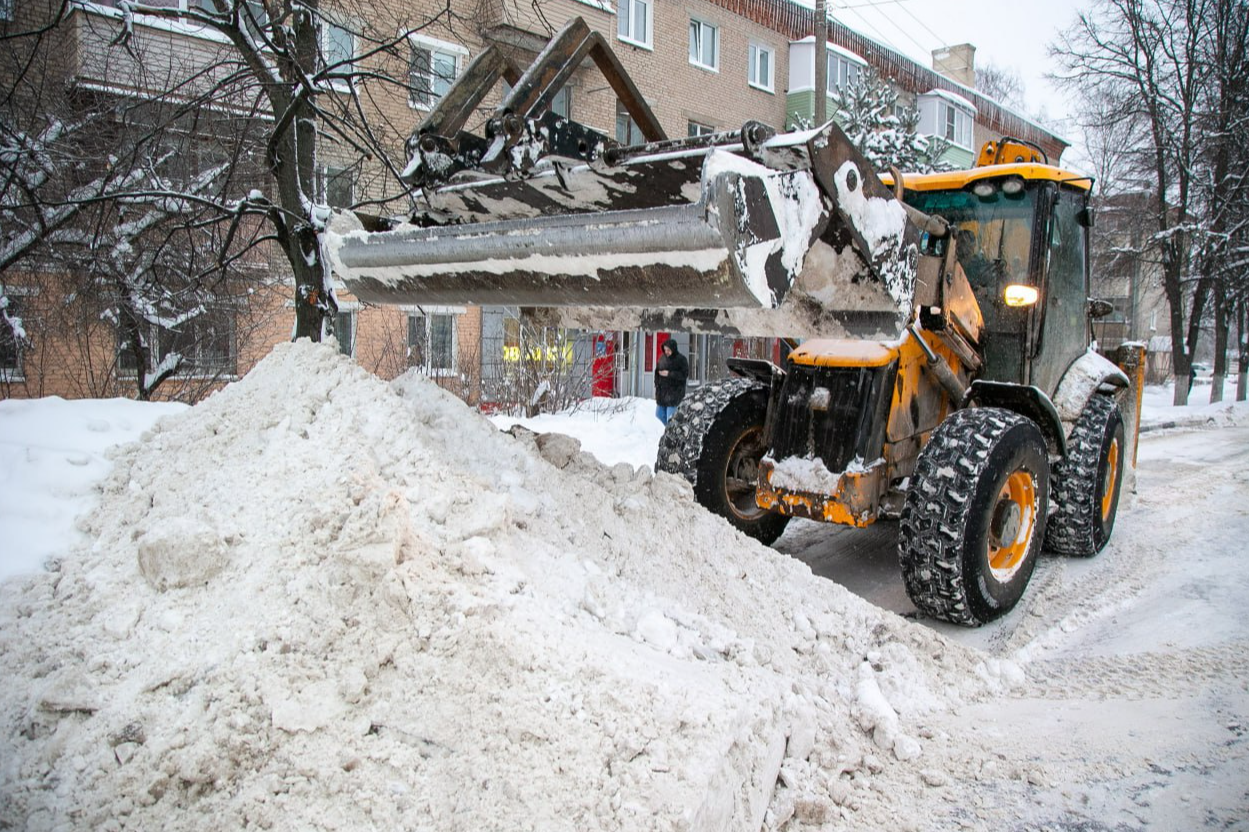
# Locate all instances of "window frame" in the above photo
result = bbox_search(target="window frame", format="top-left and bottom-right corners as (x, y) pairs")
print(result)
(408, 34), (468, 111)
(116, 305), (239, 380)
(688, 18), (719, 71)
(318, 17), (356, 88)
(941, 101), (974, 149)
(617, 0), (653, 49)
(408, 311), (459, 376)
(0, 291), (30, 382)
(615, 99), (644, 145)
(317, 164), (355, 209)
(747, 42), (774, 92)
(335, 308), (356, 356)
(826, 54), (863, 94)
(687, 121), (715, 137)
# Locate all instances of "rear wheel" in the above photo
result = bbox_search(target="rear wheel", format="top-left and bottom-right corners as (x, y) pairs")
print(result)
(1045, 394), (1125, 556)
(657, 378), (790, 544)
(899, 408), (1050, 626)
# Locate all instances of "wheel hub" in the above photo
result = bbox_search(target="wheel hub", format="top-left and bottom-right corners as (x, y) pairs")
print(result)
(986, 469), (1037, 581)
(990, 500), (1022, 547)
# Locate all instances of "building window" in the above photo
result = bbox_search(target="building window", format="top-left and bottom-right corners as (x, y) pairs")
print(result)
(318, 165), (354, 209)
(0, 0), (12, 22)
(688, 19), (719, 70)
(1, 295), (25, 380)
(748, 43), (774, 92)
(616, 100), (644, 145)
(827, 54), (863, 93)
(688, 121), (715, 137)
(503, 81), (572, 120)
(617, 0), (652, 49)
(408, 313), (456, 374)
(118, 307), (237, 378)
(408, 36), (466, 109)
(335, 310), (355, 356)
(320, 20), (355, 73)
(942, 102), (973, 148)
(918, 92), (977, 151)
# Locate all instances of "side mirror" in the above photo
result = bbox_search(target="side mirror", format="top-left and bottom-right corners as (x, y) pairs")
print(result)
(1088, 298), (1115, 319)
(1077, 207), (1095, 228)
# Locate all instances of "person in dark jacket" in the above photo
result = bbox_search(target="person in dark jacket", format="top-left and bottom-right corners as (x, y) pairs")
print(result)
(654, 338), (689, 425)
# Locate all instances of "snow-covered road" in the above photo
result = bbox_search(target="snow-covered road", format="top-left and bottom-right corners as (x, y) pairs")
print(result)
(760, 422), (1249, 830)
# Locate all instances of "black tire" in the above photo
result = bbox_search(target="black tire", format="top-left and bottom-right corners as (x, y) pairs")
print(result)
(656, 378), (790, 544)
(1044, 394), (1125, 557)
(899, 408), (1050, 626)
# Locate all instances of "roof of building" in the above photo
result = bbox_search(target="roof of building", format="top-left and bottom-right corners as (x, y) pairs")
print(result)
(708, 0), (1069, 154)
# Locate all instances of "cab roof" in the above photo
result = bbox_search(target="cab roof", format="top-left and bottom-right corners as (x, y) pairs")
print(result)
(880, 163), (1093, 193)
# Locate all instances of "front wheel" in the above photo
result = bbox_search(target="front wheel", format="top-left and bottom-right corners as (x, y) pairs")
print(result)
(1045, 394), (1125, 556)
(899, 408), (1050, 626)
(657, 378), (790, 545)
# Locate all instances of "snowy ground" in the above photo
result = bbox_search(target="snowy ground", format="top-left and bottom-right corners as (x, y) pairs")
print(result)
(2, 347), (1247, 830)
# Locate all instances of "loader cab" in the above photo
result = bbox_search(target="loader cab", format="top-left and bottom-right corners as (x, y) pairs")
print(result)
(899, 165), (1093, 396)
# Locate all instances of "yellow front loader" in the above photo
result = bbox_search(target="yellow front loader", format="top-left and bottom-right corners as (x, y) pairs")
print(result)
(328, 20), (1143, 625)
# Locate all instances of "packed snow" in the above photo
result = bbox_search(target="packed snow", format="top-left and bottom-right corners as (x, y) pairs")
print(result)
(1, 343), (1247, 831)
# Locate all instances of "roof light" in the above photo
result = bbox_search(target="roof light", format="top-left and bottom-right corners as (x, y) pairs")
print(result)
(1004, 284), (1039, 307)
(972, 180), (997, 198)
(1001, 176), (1025, 195)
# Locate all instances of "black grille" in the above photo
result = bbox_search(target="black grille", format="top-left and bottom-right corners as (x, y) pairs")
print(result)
(768, 364), (894, 471)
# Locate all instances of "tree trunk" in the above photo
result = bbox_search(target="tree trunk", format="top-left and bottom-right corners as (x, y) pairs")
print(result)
(1210, 281), (1229, 403)
(1238, 299), (1248, 402)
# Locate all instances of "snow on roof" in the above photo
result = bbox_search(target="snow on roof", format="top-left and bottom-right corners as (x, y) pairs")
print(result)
(790, 35), (869, 65)
(919, 88), (979, 114)
(0, 340), (1007, 830)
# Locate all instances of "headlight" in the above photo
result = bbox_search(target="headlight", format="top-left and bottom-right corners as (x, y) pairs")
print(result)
(972, 180), (997, 198)
(1004, 284), (1039, 307)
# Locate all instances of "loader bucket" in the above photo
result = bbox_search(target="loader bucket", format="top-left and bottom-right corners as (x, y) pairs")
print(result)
(328, 122), (921, 338)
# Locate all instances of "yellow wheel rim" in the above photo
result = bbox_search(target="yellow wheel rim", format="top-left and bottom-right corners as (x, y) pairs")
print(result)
(1100, 438), (1121, 522)
(987, 470), (1038, 581)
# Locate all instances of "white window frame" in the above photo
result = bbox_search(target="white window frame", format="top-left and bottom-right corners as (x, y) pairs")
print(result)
(408, 310), (460, 376)
(617, 0), (652, 50)
(688, 121), (715, 137)
(747, 42), (774, 92)
(317, 164), (355, 209)
(688, 19), (719, 71)
(335, 307), (357, 357)
(0, 0), (13, 22)
(941, 101), (974, 149)
(616, 100), (644, 145)
(827, 54), (863, 94)
(116, 305), (239, 380)
(0, 287), (34, 382)
(408, 34), (468, 111)
(319, 18), (356, 84)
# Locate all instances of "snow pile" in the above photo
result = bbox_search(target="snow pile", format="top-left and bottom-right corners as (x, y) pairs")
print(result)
(0, 397), (186, 582)
(1, 342), (1010, 831)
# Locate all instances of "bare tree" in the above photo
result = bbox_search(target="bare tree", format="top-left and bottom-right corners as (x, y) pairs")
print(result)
(1192, 0), (1249, 402)
(1052, 0), (1209, 405)
(1, 32), (284, 400)
(976, 62), (1025, 103)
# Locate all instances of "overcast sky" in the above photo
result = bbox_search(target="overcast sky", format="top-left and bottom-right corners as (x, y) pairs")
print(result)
(826, 0), (1095, 161)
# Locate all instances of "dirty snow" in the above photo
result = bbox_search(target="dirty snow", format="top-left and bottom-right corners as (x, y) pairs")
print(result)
(2, 348), (1248, 831)
(0, 343), (1007, 832)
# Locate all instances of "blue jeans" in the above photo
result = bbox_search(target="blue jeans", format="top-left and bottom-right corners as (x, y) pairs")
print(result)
(656, 404), (678, 425)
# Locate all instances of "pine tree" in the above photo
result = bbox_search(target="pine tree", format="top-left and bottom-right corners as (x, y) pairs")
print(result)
(828, 69), (951, 173)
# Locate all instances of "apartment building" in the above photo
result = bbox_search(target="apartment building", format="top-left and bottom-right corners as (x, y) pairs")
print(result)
(0, 0), (1068, 406)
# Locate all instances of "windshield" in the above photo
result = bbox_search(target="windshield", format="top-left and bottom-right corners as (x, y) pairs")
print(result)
(904, 186), (1039, 292)
(904, 185), (1041, 383)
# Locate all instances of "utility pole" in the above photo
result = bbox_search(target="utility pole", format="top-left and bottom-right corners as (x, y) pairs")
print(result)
(814, 0), (828, 125)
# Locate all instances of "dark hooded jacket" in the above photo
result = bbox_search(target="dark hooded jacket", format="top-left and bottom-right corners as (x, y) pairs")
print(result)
(654, 338), (689, 407)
